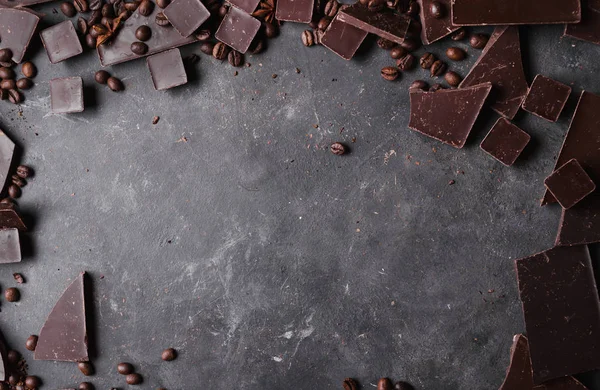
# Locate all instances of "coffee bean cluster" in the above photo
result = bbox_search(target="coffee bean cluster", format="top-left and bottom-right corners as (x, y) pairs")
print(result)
(0, 347), (41, 390)
(3, 165), (33, 202)
(117, 362), (143, 385)
(0, 52), (37, 105)
(94, 70), (124, 91)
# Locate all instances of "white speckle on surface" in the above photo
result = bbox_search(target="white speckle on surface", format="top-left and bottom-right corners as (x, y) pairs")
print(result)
(273, 356), (283, 362)
(279, 331), (293, 339)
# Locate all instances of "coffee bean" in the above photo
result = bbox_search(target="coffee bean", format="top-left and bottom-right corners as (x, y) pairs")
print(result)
(430, 60), (446, 77)
(450, 27), (467, 41)
(25, 335), (38, 351)
(7, 374), (19, 386)
(195, 29), (211, 41)
(324, 0), (339, 17)
(94, 70), (110, 84)
(377, 378), (393, 390)
(101, 2), (114, 17)
(446, 46), (466, 61)
(5, 287), (20, 302)
(264, 22), (278, 38)
(16, 165), (32, 178)
(161, 347), (177, 361)
(409, 79), (428, 91)
(228, 50), (243, 67)
(124, 2), (139, 11)
(390, 46), (406, 59)
(396, 53), (415, 70)
(406, 0), (419, 16)
(157, 0), (170, 7)
(117, 362), (134, 375)
(419, 52), (435, 69)
(87, 9), (102, 25)
(89, 0), (102, 10)
(61, 1), (77, 16)
(11, 175), (25, 187)
(24, 376), (40, 389)
(0, 48), (12, 63)
(101, 16), (114, 28)
(445, 70), (461, 86)
(7, 350), (20, 364)
(78, 361), (94, 376)
(16, 78), (33, 90)
(77, 17), (89, 34)
(343, 378), (358, 390)
(107, 77), (124, 91)
(85, 34), (97, 48)
(429, 1), (443, 18)
(394, 381), (414, 390)
(367, 0), (384, 12)
(470, 33), (489, 49)
(8, 89), (22, 104)
(79, 382), (95, 390)
(0, 89), (7, 100)
(377, 37), (396, 50)
(330, 142), (346, 155)
(155, 12), (170, 26)
(399, 37), (420, 52)
(212, 42), (229, 60)
(74, 0), (89, 12)
(138, 0), (153, 15)
(130, 41), (148, 55)
(301, 30), (316, 47)
(429, 83), (443, 92)
(90, 23), (108, 38)
(13, 273), (25, 283)
(249, 38), (265, 54)
(1, 79), (15, 90)
(0, 67), (15, 79)
(126, 373), (143, 385)
(317, 17), (331, 31)
(218, 4), (228, 17)
(381, 66), (399, 81)
(199, 42), (214, 55)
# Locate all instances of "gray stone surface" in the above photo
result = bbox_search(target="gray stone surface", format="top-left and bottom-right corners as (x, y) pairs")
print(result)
(0, 6), (599, 389)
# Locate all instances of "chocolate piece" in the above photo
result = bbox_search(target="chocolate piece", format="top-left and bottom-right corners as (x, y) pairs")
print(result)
(0, 0), (54, 6)
(40, 21), (83, 64)
(459, 26), (528, 120)
(50, 77), (84, 114)
(545, 159), (595, 209)
(522, 75), (571, 122)
(408, 82), (492, 148)
(499, 334), (534, 390)
(275, 0), (314, 23)
(98, 6), (198, 66)
(147, 48), (187, 90)
(0, 8), (40, 63)
(228, 0), (260, 13)
(0, 228), (20, 263)
(0, 130), (15, 193)
(565, 0), (600, 46)
(535, 377), (590, 390)
(555, 193), (600, 246)
(515, 245), (600, 384)
(215, 6), (261, 54)
(0, 204), (26, 231)
(163, 0), (210, 38)
(35, 272), (88, 362)
(543, 91), (600, 205)
(337, 4), (411, 44)
(451, 0), (581, 26)
(417, 0), (458, 44)
(320, 14), (368, 60)
(480, 118), (530, 166)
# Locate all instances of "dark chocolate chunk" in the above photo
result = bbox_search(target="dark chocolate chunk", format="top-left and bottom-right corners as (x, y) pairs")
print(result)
(522, 75), (571, 122)
(0, 228), (20, 263)
(536, 376), (590, 390)
(215, 6), (261, 54)
(228, 0), (260, 13)
(545, 159), (595, 210)
(452, 0), (581, 25)
(50, 77), (84, 114)
(147, 48), (187, 90)
(480, 118), (530, 166)
(417, 0), (458, 44)
(564, 0), (600, 46)
(515, 246), (600, 384)
(0, 130), (15, 193)
(459, 26), (528, 120)
(555, 192), (600, 246)
(163, 0), (210, 38)
(337, 3), (411, 44)
(408, 82), (492, 148)
(35, 272), (89, 362)
(0, 8), (40, 63)
(0, 204), (26, 231)
(275, 0), (314, 23)
(320, 14), (368, 60)
(498, 334), (534, 390)
(40, 21), (83, 64)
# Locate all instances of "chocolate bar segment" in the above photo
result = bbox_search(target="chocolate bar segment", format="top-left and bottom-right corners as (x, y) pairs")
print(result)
(0, 8), (40, 63)
(215, 6), (261, 54)
(0, 130), (15, 193)
(0, 204), (26, 231)
(408, 82), (492, 148)
(515, 245), (600, 384)
(337, 4), (411, 45)
(417, 0), (458, 44)
(0, 228), (20, 263)
(147, 48), (187, 90)
(545, 159), (595, 210)
(535, 377), (591, 390)
(320, 14), (368, 60)
(565, 0), (600, 46)
(163, 0), (211, 38)
(459, 26), (528, 120)
(40, 21), (83, 64)
(522, 75), (571, 122)
(50, 77), (84, 114)
(480, 118), (530, 166)
(451, 0), (581, 26)
(275, 0), (314, 23)
(555, 192), (600, 246)
(498, 334), (534, 390)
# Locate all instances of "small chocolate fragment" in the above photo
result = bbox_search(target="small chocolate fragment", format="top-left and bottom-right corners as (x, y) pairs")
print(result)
(0, 9), (40, 63)
(147, 48), (187, 90)
(61, 2), (77, 17)
(521, 75), (571, 122)
(330, 142), (346, 155)
(117, 362), (134, 375)
(161, 347), (177, 361)
(25, 335), (38, 351)
(5, 287), (19, 302)
(320, 14), (367, 60)
(337, 3), (411, 44)
(163, 0), (210, 37)
(215, 7), (261, 54)
(0, 228), (20, 263)
(40, 21), (83, 64)
(417, 0), (458, 44)
(275, 0), (314, 23)
(13, 273), (24, 283)
(0, 204), (26, 231)
(545, 159), (595, 210)
(50, 77), (84, 114)
(480, 118), (530, 166)
(228, 0), (260, 13)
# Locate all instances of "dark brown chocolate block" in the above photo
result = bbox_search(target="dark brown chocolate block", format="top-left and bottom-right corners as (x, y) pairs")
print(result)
(417, 0), (458, 44)
(275, 0), (314, 23)
(163, 0), (211, 38)
(40, 20), (83, 64)
(535, 377), (590, 390)
(0, 8), (40, 63)
(50, 77), (84, 114)
(215, 6), (261, 54)
(0, 0), (53, 6)
(565, 0), (600, 46)
(227, 0), (261, 13)
(320, 14), (368, 60)
(337, 4), (411, 45)
(545, 159), (595, 210)
(515, 245), (600, 384)
(480, 118), (530, 166)
(555, 192), (600, 246)
(0, 228), (20, 263)
(459, 26), (528, 120)
(522, 75), (571, 122)
(35, 272), (88, 362)
(408, 82), (492, 148)
(0, 204), (26, 231)
(147, 48), (187, 90)
(498, 334), (534, 390)
(452, 0), (581, 25)
(0, 130), (15, 193)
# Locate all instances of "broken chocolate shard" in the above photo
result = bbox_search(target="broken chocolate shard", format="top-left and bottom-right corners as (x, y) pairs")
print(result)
(0, 204), (26, 231)
(0, 8), (40, 63)
(408, 82), (492, 148)
(147, 48), (187, 90)
(515, 245), (600, 384)
(565, 0), (600, 46)
(0, 129), (15, 193)
(480, 118), (530, 166)
(522, 75), (571, 122)
(320, 14), (368, 60)
(163, 0), (211, 38)
(275, 0), (314, 23)
(417, 0), (458, 44)
(215, 6), (261, 54)
(35, 272), (88, 362)
(0, 228), (21, 263)
(337, 4), (411, 45)
(545, 159), (595, 210)
(555, 192), (600, 246)
(498, 334), (534, 390)
(459, 26), (528, 120)
(451, 0), (581, 26)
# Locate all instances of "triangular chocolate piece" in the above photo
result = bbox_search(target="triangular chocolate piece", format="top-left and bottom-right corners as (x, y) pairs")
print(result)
(337, 4), (411, 44)
(0, 130), (15, 193)
(459, 26), (528, 120)
(35, 272), (88, 362)
(499, 334), (534, 390)
(417, 0), (458, 44)
(0, 204), (26, 231)
(408, 82), (492, 148)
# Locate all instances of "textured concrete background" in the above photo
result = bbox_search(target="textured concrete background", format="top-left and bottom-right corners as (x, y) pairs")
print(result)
(0, 4), (599, 389)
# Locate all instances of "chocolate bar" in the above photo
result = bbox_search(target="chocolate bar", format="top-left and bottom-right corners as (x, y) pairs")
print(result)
(555, 192), (600, 246)
(0, 8), (39, 63)
(417, 0), (458, 44)
(227, 0), (261, 13)
(275, 0), (314, 23)
(337, 3), (411, 45)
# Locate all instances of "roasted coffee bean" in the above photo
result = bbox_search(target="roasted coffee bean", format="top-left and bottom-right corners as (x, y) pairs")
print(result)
(330, 142), (346, 155)
(264, 22), (278, 38)
(138, 0), (153, 15)
(446, 46), (466, 61)
(394, 381), (414, 390)
(430, 59), (446, 77)
(25, 335), (38, 351)
(400, 37), (420, 52)
(249, 38), (265, 54)
(101, 16), (114, 28)
(406, 0), (419, 16)
(390, 46), (406, 59)
(385, 0), (397, 9)
(77, 17), (89, 34)
(11, 175), (25, 187)
(429, 83), (443, 92)
(1, 79), (16, 90)
(161, 347), (177, 361)
(7, 350), (20, 364)
(102, 2), (114, 16)
(79, 382), (94, 390)
(429, 1), (443, 18)
(212, 42), (229, 60)
(85, 34), (97, 48)
(61, 1), (77, 16)
(324, 0), (339, 17)
(377, 378), (393, 390)
(199, 42), (214, 55)
(88, 9), (103, 26)
(445, 70), (461, 86)
(317, 17), (331, 31)
(13, 273), (25, 283)
(89, 0), (102, 10)
(343, 378), (358, 390)
(301, 30), (316, 46)
(74, 0), (89, 12)
(90, 23), (108, 38)
(470, 33), (489, 49)
(0, 48), (12, 63)
(5, 287), (20, 302)
(130, 41), (148, 55)
(16, 165), (32, 178)
(7, 374), (19, 386)
(450, 27), (466, 41)
(124, 1), (139, 11)
(396, 53), (415, 70)
(409, 79), (428, 91)
(0, 89), (7, 100)
(218, 4), (228, 17)
(195, 29), (211, 41)
(126, 373), (143, 385)
(367, 0), (384, 11)
(419, 52), (435, 69)
(107, 76), (124, 91)
(228, 50), (243, 67)
(78, 362), (94, 376)
(155, 12), (170, 26)
(381, 66), (399, 81)
(117, 362), (134, 375)
(0, 67), (15, 79)
(8, 89), (22, 104)
(24, 376), (40, 389)
(94, 70), (110, 84)
(156, 0), (170, 7)
(377, 37), (396, 50)
(7, 183), (20, 196)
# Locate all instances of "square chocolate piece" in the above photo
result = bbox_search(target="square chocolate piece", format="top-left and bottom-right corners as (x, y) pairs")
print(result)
(227, 0), (260, 13)
(50, 77), (84, 114)
(147, 48), (187, 91)
(522, 75), (572, 122)
(480, 118), (530, 166)
(0, 8), (40, 63)
(215, 6), (261, 54)
(163, 0), (211, 38)
(544, 159), (595, 209)
(0, 228), (20, 263)
(320, 14), (368, 60)
(40, 21), (83, 64)
(275, 0), (314, 23)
